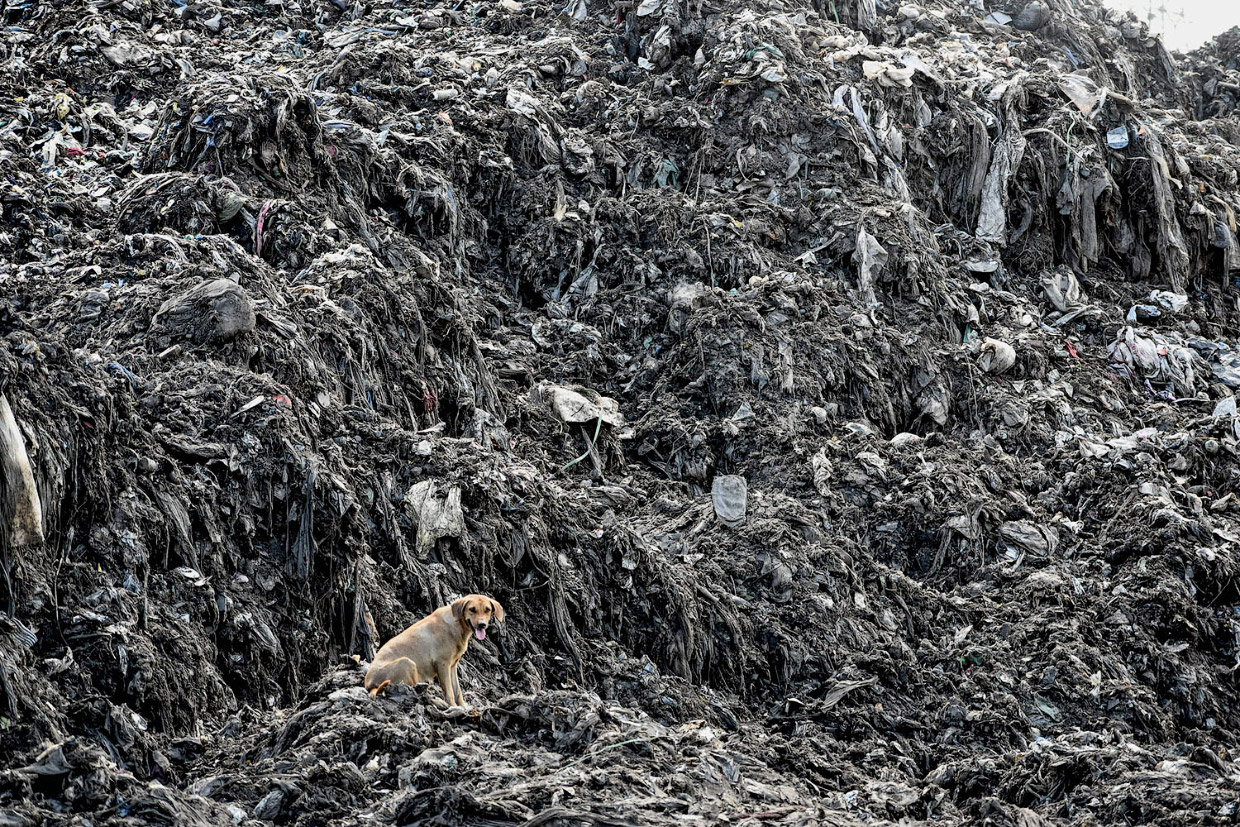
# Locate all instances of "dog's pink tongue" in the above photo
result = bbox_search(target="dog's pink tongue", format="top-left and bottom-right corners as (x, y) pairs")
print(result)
(474, 628), (486, 641)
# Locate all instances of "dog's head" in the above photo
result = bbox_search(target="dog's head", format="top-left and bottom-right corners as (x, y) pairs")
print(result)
(451, 594), (504, 641)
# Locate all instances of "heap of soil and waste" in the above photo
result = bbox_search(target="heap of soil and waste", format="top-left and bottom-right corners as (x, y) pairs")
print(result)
(3, 0), (1240, 823)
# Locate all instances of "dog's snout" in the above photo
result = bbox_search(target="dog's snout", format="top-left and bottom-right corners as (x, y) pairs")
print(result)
(477, 621), (488, 629)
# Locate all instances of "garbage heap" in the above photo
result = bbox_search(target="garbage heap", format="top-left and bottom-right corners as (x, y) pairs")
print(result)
(2, 0), (1240, 823)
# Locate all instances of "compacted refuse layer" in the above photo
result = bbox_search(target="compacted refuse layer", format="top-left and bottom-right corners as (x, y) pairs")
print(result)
(2, 0), (1240, 823)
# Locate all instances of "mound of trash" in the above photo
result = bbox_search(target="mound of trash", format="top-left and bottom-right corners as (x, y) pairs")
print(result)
(3, 0), (1240, 823)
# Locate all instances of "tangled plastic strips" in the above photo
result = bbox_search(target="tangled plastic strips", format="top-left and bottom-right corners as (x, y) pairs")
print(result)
(2, 0), (1240, 823)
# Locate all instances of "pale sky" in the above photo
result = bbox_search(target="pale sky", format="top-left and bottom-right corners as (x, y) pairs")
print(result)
(1103, 0), (1240, 51)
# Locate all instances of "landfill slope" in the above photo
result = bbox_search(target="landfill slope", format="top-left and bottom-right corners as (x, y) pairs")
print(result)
(2, 0), (1240, 823)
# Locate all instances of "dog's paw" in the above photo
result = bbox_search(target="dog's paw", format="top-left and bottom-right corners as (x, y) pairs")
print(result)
(429, 704), (472, 722)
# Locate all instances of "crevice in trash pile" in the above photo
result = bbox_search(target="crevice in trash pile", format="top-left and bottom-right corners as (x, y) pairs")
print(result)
(3, 0), (1240, 824)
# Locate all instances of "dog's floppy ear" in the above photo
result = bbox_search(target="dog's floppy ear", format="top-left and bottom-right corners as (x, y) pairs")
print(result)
(451, 597), (469, 624)
(490, 598), (504, 623)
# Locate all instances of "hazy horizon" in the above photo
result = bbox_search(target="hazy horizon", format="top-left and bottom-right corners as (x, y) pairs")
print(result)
(1103, 0), (1240, 52)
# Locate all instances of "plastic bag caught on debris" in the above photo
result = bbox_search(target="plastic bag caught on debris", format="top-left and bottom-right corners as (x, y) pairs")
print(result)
(1127, 290), (1187, 323)
(998, 521), (1059, 557)
(711, 475), (748, 528)
(0, 394), (44, 548)
(536, 383), (624, 427)
(863, 60), (916, 88)
(1148, 290), (1188, 314)
(405, 481), (466, 555)
(1106, 125), (1130, 149)
(853, 226), (887, 308)
(1041, 267), (1084, 313)
(1059, 73), (1108, 117)
(153, 278), (256, 344)
(976, 89), (1027, 243)
(979, 338), (1017, 374)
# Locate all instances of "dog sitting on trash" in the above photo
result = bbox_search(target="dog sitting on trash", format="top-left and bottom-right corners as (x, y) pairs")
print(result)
(364, 594), (503, 708)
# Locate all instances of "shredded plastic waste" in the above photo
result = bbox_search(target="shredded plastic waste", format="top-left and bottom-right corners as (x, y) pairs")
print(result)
(1, 0), (1240, 825)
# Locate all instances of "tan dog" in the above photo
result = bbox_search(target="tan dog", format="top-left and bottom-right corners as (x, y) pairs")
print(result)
(364, 594), (503, 707)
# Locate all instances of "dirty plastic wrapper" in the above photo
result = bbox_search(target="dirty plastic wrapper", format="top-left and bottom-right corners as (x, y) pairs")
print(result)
(7, 0), (1240, 824)
(711, 475), (748, 527)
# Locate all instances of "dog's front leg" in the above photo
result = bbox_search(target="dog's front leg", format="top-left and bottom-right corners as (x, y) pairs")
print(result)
(436, 660), (459, 707)
(449, 661), (465, 707)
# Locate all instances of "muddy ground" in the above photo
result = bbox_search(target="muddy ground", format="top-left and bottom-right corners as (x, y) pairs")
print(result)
(2, 0), (1240, 823)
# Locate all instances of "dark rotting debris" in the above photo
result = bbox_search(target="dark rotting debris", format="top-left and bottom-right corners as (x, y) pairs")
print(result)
(2, 0), (1240, 825)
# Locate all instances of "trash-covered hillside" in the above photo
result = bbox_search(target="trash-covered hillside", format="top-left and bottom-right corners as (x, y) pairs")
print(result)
(2, 0), (1240, 823)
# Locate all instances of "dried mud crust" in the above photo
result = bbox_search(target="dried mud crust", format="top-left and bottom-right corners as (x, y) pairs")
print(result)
(2, 0), (1240, 825)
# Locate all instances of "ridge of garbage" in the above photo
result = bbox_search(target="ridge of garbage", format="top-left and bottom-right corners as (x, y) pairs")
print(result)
(2, 0), (1240, 824)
